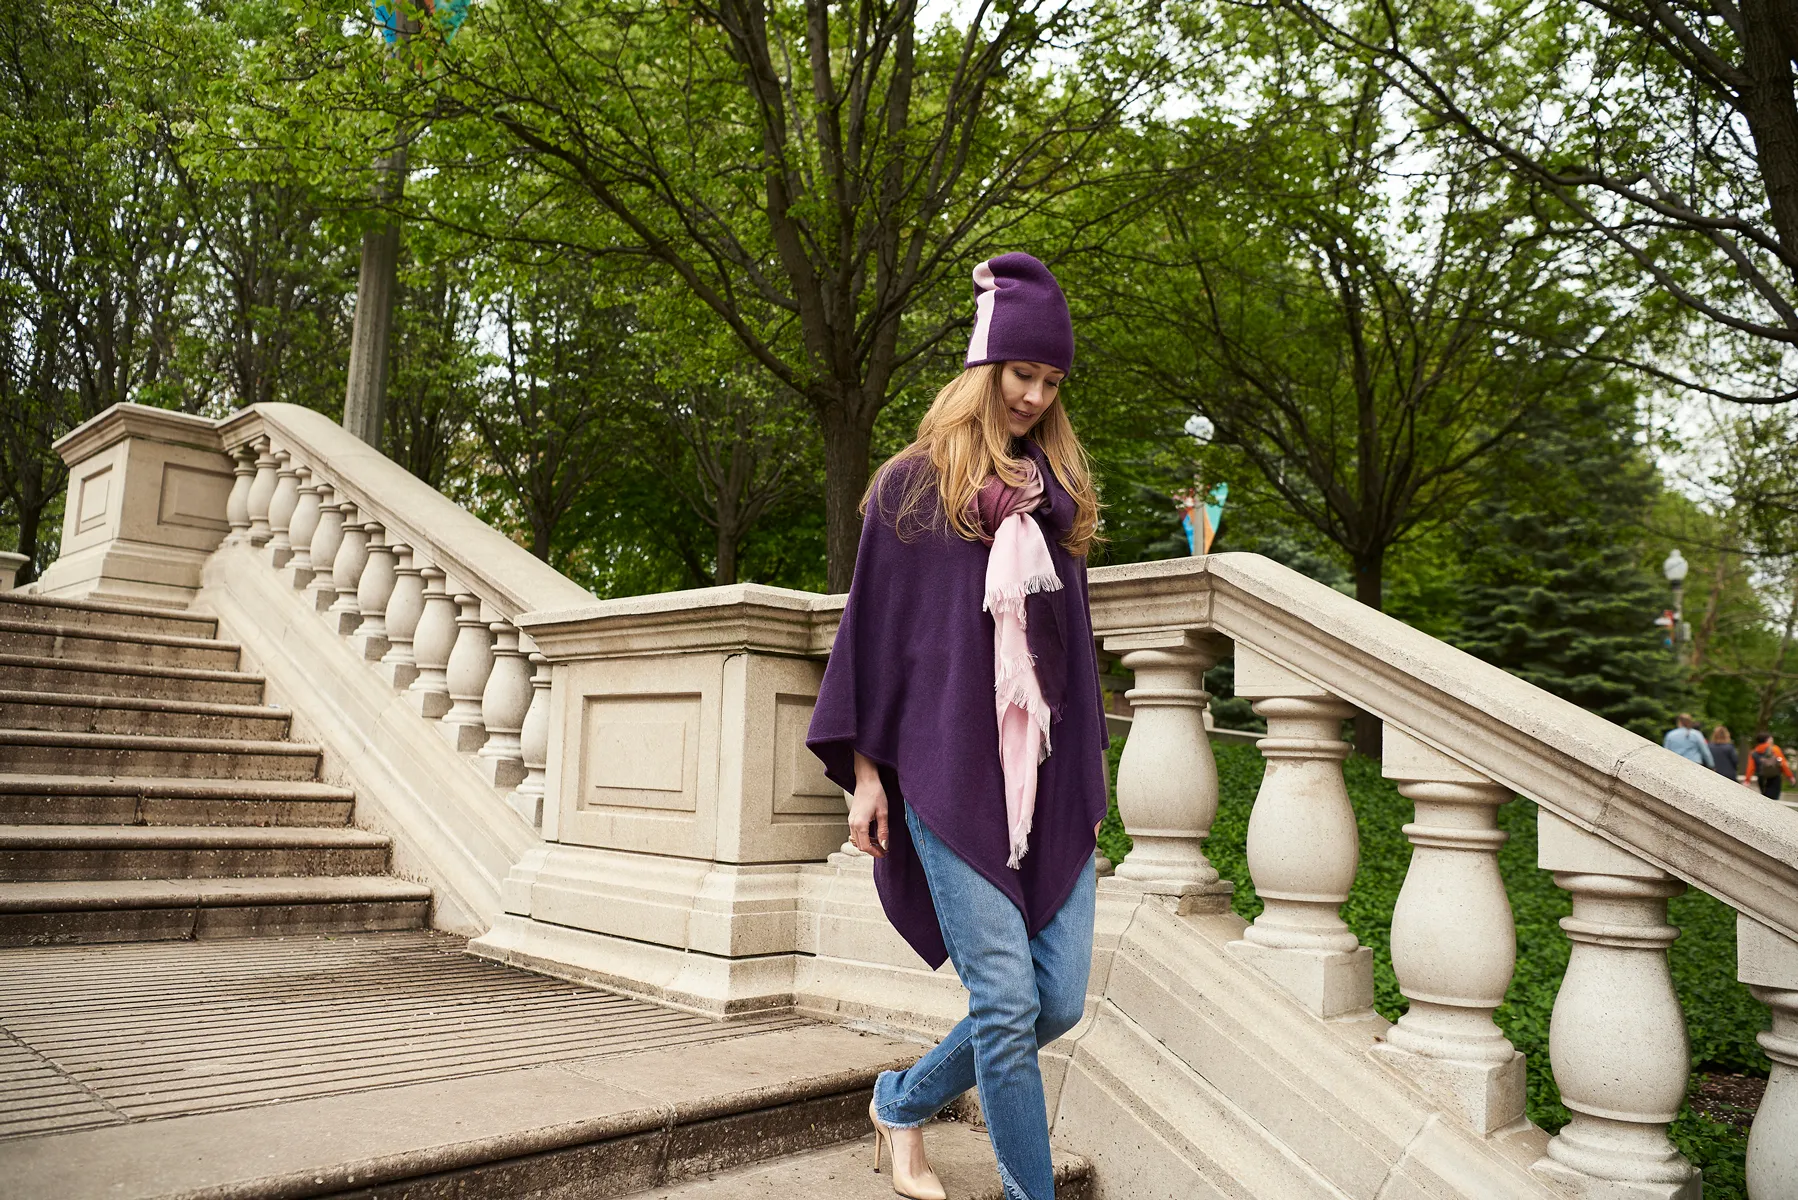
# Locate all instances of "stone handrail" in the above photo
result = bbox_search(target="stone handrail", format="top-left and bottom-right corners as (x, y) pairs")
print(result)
(1088, 553), (1798, 943)
(216, 404), (592, 620)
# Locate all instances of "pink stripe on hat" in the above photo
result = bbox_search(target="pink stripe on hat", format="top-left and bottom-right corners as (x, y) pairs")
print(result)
(968, 259), (998, 363)
(964, 252), (1074, 375)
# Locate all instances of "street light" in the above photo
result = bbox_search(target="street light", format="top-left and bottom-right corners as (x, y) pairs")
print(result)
(1663, 549), (1689, 660)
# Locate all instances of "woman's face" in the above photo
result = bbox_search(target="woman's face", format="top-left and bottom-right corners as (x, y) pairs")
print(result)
(999, 360), (1064, 437)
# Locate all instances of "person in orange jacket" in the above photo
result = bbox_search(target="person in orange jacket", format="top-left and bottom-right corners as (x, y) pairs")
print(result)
(1748, 731), (1795, 800)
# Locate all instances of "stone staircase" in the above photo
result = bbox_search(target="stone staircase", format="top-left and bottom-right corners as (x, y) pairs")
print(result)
(0, 590), (431, 945)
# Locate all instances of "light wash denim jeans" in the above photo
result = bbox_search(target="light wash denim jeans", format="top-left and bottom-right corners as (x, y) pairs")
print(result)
(873, 804), (1097, 1200)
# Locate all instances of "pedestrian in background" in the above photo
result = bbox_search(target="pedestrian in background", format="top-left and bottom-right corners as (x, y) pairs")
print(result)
(1750, 732), (1794, 801)
(1662, 713), (1715, 769)
(1708, 726), (1740, 782)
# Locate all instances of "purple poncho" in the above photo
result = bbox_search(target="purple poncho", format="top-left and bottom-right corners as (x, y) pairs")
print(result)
(806, 442), (1111, 968)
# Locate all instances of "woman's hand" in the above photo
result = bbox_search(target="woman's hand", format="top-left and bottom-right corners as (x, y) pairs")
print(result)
(849, 751), (889, 858)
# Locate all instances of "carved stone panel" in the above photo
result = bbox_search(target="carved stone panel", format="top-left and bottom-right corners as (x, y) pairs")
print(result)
(157, 463), (234, 532)
(580, 693), (702, 813)
(74, 464), (114, 535)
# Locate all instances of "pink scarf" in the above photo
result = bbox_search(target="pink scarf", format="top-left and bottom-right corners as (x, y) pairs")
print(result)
(975, 461), (1063, 869)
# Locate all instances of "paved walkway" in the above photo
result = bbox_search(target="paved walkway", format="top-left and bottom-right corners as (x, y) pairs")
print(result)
(0, 931), (807, 1141)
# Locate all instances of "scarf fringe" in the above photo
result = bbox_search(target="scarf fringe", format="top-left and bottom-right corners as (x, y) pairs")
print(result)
(1006, 808), (1034, 870)
(983, 571), (1064, 621)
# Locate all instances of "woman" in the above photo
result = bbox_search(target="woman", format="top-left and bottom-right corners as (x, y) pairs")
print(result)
(1709, 725), (1740, 783)
(807, 252), (1109, 1200)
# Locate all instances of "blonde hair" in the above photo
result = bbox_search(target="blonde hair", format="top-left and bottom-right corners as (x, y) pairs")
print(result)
(863, 363), (1101, 556)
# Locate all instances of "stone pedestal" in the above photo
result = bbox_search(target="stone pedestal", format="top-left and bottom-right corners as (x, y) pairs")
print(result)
(34, 405), (234, 606)
(473, 586), (848, 1016)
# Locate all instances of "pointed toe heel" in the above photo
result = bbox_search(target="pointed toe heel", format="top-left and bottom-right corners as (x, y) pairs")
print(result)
(868, 1101), (947, 1200)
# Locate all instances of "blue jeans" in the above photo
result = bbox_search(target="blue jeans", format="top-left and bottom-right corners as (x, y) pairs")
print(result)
(873, 804), (1097, 1200)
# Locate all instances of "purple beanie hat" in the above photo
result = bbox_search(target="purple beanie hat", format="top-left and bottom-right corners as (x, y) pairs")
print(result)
(964, 252), (1074, 375)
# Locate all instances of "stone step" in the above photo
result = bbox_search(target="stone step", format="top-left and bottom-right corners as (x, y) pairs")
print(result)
(0, 730), (321, 781)
(0, 689), (291, 739)
(0, 774), (355, 827)
(0, 653), (266, 705)
(0, 619), (240, 672)
(0, 592), (217, 639)
(0, 876), (431, 945)
(624, 1125), (1095, 1200)
(0, 825), (393, 881)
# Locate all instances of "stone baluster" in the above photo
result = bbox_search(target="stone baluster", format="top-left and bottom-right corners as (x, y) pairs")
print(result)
(1369, 728), (1524, 1133)
(1226, 645), (1371, 1018)
(477, 621), (532, 788)
(1740, 915), (1798, 1200)
(281, 466), (318, 577)
(225, 446), (256, 544)
(325, 506), (368, 631)
(305, 487), (344, 609)
(1532, 810), (1698, 1199)
(1101, 630), (1233, 913)
(265, 450), (299, 566)
(510, 649), (551, 827)
(406, 568), (455, 719)
(379, 545), (423, 689)
(350, 525), (396, 659)
(440, 594), (494, 751)
(246, 439), (278, 545)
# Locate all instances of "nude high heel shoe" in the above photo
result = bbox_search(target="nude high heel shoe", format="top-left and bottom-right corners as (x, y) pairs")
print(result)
(869, 1099), (948, 1200)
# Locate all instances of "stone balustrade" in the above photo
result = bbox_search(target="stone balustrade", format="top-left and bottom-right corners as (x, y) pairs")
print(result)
(206, 403), (594, 830)
(1083, 554), (1798, 1198)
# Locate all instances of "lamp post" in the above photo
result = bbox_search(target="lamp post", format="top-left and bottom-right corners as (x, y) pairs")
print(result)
(1663, 549), (1689, 662)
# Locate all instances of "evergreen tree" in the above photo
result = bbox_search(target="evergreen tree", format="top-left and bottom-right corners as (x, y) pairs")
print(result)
(1455, 388), (1684, 740)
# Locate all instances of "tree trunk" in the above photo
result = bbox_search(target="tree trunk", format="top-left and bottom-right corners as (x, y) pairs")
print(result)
(13, 495), (43, 587)
(342, 148), (407, 449)
(1692, 548), (1732, 671)
(716, 525), (739, 586)
(819, 401), (875, 593)
(1352, 546), (1385, 759)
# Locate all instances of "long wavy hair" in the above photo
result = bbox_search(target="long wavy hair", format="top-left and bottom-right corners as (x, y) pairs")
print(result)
(863, 363), (1101, 556)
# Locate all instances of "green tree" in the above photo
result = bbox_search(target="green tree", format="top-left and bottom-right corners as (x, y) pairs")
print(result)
(1454, 387), (1684, 739)
(1276, 0), (1798, 400)
(237, 0), (1174, 587)
(0, 0), (197, 577)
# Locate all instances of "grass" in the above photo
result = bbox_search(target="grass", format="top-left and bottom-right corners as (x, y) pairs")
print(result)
(1097, 741), (1770, 1198)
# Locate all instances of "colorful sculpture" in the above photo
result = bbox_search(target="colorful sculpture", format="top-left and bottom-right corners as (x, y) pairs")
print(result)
(1178, 482), (1228, 555)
